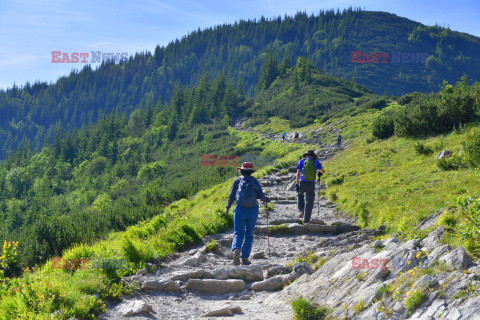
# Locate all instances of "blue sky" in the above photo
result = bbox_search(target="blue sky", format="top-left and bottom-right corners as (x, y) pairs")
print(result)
(0, 0), (479, 90)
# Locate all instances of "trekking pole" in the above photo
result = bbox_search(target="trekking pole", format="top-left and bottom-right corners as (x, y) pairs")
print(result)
(265, 201), (271, 258)
(317, 182), (320, 215)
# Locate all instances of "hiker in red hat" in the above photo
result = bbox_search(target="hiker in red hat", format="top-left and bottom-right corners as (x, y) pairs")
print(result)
(225, 162), (269, 266)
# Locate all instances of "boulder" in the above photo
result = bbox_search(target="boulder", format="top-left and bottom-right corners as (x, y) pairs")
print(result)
(293, 262), (314, 276)
(136, 268), (148, 276)
(213, 265), (264, 282)
(251, 273), (297, 292)
(201, 306), (242, 317)
(421, 226), (445, 250)
(266, 265), (293, 278)
(435, 150), (452, 159)
(425, 244), (451, 267)
(170, 269), (215, 282)
(186, 279), (245, 294)
(117, 300), (152, 316)
(251, 251), (265, 259)
(439, 247), (473, 270)
(142, 280), (182, 293)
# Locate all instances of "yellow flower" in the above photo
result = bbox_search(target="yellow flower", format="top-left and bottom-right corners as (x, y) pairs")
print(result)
(406, 291), (411, 296)
(408, 260), (411, 265)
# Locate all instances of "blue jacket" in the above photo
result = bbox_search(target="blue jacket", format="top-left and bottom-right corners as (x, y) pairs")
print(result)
(226, 175), (267, 208)
(297, 158), (323, 182)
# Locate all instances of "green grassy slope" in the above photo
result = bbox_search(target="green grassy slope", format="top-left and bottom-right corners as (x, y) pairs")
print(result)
(0, 130), (307, 319)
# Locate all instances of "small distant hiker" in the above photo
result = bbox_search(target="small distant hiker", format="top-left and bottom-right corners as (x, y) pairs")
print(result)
(282, 131), (286, 142)
(337, 134), (342, 148)
(226, 162), (269, 266)
(294, 131), (299, 141)
(296, 150), (325, 223)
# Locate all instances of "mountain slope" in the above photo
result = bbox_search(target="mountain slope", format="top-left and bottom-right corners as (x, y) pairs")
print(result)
(2, 8), (480, 159)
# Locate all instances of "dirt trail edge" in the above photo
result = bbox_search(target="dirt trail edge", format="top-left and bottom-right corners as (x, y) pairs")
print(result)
(100, 131), (480, 320)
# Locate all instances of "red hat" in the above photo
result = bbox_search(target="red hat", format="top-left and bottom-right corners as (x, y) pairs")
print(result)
(237, 162), (256, 172)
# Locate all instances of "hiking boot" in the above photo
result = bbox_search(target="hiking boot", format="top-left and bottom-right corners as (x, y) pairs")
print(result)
(233, 249), (241, 266)
(241, 258), (251, 265)
(299, 212), (304, 218)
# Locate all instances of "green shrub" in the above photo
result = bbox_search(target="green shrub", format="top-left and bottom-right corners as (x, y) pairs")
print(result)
(204, 239), (218, 252)
(455, 195), (480, 254)
(292, 296), (330, 320)
(436, 153), (463, 171)
(269, 224), (290, 235)
(372, 116), (394, 139)
(414, 142), (433, 155)
(404, 290), (427, 315)
(122, 237), (144, 263)
(463, 129), (480, 168)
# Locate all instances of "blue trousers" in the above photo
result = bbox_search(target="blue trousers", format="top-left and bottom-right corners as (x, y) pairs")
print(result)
(231, 204), (259, 258)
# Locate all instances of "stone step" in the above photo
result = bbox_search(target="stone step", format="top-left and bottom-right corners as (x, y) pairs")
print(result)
(254, 222), (359, 235)
(186, 279), (246, 295)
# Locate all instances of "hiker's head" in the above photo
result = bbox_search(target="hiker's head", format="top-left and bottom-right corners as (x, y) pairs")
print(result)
(302, 150), (317, 160)
(237, 162), (256, 176)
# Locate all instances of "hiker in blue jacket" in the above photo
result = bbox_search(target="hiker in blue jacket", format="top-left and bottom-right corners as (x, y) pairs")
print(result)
(226, 162), (269, 266)
(296, 150), (325, 223)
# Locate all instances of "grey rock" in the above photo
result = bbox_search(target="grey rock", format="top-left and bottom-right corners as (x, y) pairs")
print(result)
(170, 269), (215, 282)
(213, 265), (264, 282)
(435, 150), (452, 159)
(304, 224), (337, 233)
(201, 306), (242, 317)
(135, 268), (148, 276)
(421, 226), (445, 250)
(268, 218), (303, 225)
(251, 273), (296, 292)
(425, 244), (451, 267)
(293, 262), (314, 276)
(252, 251), (265, 259)
(142, 280), (182, 293)
(266, 265), (293, 278)
(416, 209), (444, 231)
(186, 279), (245, 294)
(439, 247), (473, 270)
(180, 251), (204, 267)
(117, 300), (152, 316)
(415, 275), (439, 290)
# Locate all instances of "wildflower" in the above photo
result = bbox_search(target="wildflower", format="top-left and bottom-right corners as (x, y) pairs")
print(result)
(406, 291), (411, 296)
(408, 260), (411, 265)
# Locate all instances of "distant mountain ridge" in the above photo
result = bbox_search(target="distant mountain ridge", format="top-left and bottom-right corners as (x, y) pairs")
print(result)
(1, 8), (480, 158)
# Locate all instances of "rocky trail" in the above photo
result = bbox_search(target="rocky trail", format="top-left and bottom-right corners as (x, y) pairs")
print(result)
(100, 133), (480, 320)
(99, 141), (365, 319)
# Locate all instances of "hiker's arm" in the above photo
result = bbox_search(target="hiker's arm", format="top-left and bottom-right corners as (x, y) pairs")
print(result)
(255, 180), (269, 203)
(317, 161), (325, 175)
(226, 179), (239, 209)
(296, 169), (301, 185)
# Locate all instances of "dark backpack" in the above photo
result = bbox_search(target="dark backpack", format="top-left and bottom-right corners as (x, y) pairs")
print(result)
(302, 159), (317, 181)
(236, 177), (257, 207)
